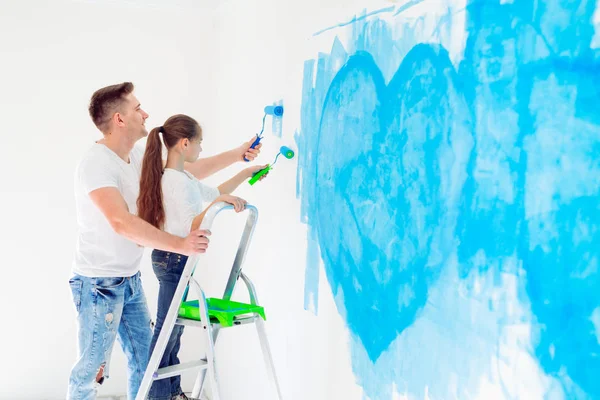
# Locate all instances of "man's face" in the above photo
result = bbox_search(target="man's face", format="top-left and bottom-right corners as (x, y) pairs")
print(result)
(120, 93), (149, 140)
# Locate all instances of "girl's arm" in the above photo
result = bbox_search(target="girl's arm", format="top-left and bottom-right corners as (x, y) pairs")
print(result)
(185, 138), (262, 180)
(190, 194), (248, 231)
(218, 165), (267, 194)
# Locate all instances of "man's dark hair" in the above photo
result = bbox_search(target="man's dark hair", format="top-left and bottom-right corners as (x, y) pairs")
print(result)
(88, 82), (134, 133)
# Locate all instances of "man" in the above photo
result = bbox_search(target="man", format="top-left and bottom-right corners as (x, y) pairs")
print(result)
(68, 82), (261, 399)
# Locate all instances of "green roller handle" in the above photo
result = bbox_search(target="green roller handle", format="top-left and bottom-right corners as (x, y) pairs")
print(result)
(248, 164), (271, 185)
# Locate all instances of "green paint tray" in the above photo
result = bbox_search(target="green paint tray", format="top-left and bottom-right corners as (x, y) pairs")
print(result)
(178, 298), (266, 327)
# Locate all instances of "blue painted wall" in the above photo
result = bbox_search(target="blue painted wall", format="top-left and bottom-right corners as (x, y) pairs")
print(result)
(296, 1), (600, 399)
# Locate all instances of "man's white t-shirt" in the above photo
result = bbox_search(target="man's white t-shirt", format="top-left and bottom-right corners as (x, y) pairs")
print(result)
(162, 168), (220, 238)
(72, 143), (145, 277)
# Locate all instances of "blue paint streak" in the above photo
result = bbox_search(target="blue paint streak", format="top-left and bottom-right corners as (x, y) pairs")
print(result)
(313, 7), (395, 37)
(393, 0), (425, 16)
(270, 99), (284, 138)
(517, 60), (600, 399)
(297, 1), (600, 398)
(456, 1), (600, 398)
(297, 60), (318, 311)
(303, 226), (320, 314)
(355, 17), (400, 82)
(307, 45), (469, 361)
(296, 43), (348, 313)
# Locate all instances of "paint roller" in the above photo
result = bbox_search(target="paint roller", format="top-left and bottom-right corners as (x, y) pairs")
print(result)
(248, 145), (295, 185)
(244, 103), (285, 161)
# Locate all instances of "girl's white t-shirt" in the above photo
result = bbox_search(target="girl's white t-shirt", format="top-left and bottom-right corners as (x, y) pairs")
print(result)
(162, 168), (220, 238)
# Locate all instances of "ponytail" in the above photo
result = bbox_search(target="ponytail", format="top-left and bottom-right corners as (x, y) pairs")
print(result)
(138, 127), (165, 229)
(138, 114), (202, 230)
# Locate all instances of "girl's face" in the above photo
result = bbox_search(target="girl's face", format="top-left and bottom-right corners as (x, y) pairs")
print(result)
(182, 131), (203, 162)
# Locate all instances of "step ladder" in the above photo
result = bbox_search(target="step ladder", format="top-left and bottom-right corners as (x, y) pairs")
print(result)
(136, 203), (284, 400)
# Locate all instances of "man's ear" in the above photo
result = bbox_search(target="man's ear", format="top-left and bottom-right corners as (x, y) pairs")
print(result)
(113, 112), (126, 128)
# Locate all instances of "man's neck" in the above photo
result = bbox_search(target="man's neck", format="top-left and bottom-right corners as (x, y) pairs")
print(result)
(98, 134), (136, 163)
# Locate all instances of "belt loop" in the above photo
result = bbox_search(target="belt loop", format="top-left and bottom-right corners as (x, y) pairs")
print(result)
(131, 272), (137, 294)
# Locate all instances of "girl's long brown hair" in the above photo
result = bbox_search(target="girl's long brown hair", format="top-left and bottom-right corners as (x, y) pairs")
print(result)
(137, 114), (202, 229)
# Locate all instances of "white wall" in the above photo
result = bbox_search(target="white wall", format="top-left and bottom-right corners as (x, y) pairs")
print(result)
(197, 1), (384, 399)
(0, 1), (218, 398)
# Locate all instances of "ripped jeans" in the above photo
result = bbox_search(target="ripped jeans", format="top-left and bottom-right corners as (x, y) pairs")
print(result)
(68, 272), (153, 400)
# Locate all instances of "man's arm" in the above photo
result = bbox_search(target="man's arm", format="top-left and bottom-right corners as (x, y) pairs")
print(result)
(89, 187), (210, 255)
(185, 137), (262, 180)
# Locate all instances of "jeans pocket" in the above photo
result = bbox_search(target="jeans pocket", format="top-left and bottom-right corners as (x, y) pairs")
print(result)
(94, 276), (127, 288)
(172, 254), (189, 273)
(152, 260), (168, 269)
(151, 251), (171, 271)
(69, 279), (83, 313)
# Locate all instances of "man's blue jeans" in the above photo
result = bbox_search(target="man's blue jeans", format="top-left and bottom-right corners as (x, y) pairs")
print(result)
(148, 250), (188, 400)
(67, 272), (152, 400)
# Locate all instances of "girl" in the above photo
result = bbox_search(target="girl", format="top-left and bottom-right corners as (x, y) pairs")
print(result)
(137, 114), (266, 400)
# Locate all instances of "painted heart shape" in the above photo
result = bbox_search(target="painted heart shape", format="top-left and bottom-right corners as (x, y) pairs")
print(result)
(314, 44), (472, 361)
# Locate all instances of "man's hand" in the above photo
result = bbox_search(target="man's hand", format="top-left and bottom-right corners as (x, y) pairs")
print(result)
(179, 229), (211, 255)
(238, 136), (262, 162)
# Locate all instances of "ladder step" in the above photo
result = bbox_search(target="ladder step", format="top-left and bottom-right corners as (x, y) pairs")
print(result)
(178, 298), (266, 327)
(154, 360), (208, 380)
(176, 314), (260, 329)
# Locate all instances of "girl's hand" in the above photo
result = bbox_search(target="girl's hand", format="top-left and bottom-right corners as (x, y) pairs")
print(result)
(244, 164), (269, 180)
(238, 137), (262, 162)
(217, 194), (247, 212)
